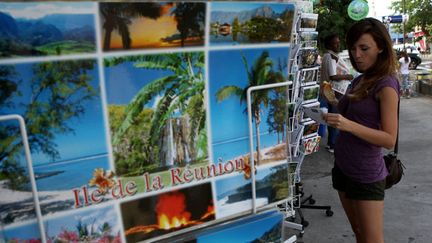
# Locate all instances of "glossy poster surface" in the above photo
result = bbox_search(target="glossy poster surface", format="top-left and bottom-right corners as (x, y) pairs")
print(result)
(0, 2), (296, 242)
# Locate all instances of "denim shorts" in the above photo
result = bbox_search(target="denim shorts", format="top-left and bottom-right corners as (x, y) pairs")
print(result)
(401, 74), (411, 90)
(332, 165), (385, 201)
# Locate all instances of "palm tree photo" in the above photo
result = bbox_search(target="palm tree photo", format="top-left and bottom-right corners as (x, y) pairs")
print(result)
(215, 50), (285, 165)
(104, 52), (207, 176)
(100, 2), (205, 50)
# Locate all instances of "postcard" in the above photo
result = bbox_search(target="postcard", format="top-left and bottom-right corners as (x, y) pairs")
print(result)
(303, 106), (327, 124)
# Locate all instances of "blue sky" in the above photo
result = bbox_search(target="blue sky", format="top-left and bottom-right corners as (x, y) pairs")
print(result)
(1, 61), (108, 165)
(46, 205), (120, 237)
(104, 59), (174, 106)
(0, 2), (95, 19)
(209, 47), (289, 144)
(210, 2), (294, 14)
(1, 205), (120, 240)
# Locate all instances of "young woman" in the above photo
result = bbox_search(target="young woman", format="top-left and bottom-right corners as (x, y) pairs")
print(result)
(324, 18), (400, 243)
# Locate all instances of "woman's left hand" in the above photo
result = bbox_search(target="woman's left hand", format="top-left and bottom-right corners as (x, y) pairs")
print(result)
(324, 113), (352, 132)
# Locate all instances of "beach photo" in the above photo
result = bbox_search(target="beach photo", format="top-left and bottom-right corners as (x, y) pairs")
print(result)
(209, 2), (295, 46)
(215, 163), (290, 218)
(0, 2), (96, 58)
(209, 47), (290, 169)
(255, 163), (290, 206)
(103, 52), (208, 192)
(197, 210), (283, 243)
(120, 183), (214, 242)
(99, 2), (205, 51)
(215, 174), (253, 218)
(0, 60), (110, 225)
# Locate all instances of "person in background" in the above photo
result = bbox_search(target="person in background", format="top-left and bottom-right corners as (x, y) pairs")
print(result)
(399, 50), (411, 98)
(319, 33), (354, 153)
(324, 18), (400, 243)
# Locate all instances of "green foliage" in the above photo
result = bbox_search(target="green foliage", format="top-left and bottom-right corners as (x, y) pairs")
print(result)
(0, 39), (46, 57)
(247, 16), (280, 42)
(314, 0), (355, 51)
(36, 40), (96, 55)
(108, 105), (157, 176)
(391, 0), (432, 42)
(106, 52), (207, 176)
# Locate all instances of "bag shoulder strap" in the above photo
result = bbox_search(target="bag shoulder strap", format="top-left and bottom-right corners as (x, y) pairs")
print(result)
(394, 100), (400, 154)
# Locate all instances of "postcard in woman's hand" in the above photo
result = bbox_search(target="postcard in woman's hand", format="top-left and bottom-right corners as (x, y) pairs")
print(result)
(303, 106), (327, 124)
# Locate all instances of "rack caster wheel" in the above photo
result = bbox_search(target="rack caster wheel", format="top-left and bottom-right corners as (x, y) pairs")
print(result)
(326, 209), (334, 217)
(298, 230), (304, 237)
(308, 198), (316, 205)
(301, 220), (309, 227)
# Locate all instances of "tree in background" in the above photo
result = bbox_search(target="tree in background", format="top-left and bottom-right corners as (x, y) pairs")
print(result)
(390, 0), (432, 46)
(314, 0), (355, 52)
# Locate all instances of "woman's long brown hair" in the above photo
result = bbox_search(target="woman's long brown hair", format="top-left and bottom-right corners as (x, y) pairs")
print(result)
(346, 18), (398, 101)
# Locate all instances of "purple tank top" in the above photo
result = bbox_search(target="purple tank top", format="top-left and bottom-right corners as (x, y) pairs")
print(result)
(335, 75), (400, 183)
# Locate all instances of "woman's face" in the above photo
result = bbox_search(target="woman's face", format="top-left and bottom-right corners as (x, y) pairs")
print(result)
(350, 33), (382, 73)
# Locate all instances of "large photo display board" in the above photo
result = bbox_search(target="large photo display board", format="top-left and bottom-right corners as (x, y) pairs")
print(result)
(0, 1), (297, 242)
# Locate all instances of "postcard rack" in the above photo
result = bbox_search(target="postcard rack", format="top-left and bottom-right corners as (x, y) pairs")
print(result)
(0, 115), (47, 242)
(0, 1), (321, 242)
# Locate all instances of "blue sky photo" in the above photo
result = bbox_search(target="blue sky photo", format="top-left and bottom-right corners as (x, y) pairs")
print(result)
(210, 2), (293, 14)
(0, 61), (111, 192)
(0, 61), (108, 166)
(197, 210), (283, 243)
(215, 174), (250, 200)
(209, 47), (289, 162)
(215, 163), (287, 201)
(104, 59), (173, 106)
(45, 205), (120, 239)
(0, 2), (94, 19)
(2, 220), (41, 241)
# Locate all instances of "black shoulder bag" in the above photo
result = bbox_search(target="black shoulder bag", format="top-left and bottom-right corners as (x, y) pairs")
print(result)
(384, 100), (405, 189)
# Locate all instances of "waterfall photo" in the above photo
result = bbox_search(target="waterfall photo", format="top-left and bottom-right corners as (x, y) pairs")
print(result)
(103, 52), (208, 193)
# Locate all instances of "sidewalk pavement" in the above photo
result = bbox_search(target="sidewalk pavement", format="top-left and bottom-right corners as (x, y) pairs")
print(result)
(287, 95), (432, 243)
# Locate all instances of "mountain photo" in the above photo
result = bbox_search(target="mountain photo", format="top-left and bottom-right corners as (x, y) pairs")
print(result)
(0, 2), (96, 58)
(210, 2), (295, 46)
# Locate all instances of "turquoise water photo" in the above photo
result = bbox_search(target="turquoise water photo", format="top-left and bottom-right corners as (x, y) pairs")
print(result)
(212, 132), (280, 163)
(29, 155), (110, 191)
